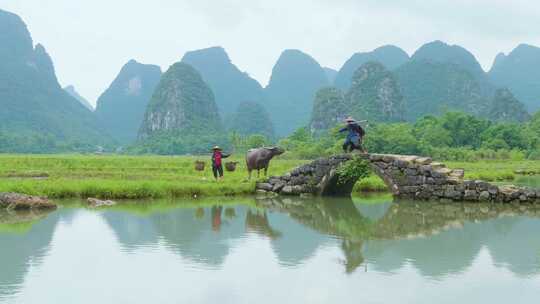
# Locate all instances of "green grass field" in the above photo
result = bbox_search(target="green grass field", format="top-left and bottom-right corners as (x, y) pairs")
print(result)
(0, 154), (538, 199)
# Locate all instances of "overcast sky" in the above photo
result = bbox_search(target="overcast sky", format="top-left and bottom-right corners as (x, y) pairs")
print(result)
(1, 0), (539, 106)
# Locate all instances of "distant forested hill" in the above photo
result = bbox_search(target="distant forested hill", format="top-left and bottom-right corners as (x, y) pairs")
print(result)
(264, 49), (329, 136)
(0, 9), (112, 153)
(135, 62), (225, 154)
(489, 44), (540, 112)
(334, 45), (410, 90)
(395, 41), (500, 121)
(95, 60), (162, 144)
(182, 47), (264, 116)
(227, 101), (274, 139)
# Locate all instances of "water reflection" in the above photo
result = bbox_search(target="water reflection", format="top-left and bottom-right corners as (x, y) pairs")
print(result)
(1, 197), (540, 302)
(0, 209), (64, 299)
(98, 197), (540, 277)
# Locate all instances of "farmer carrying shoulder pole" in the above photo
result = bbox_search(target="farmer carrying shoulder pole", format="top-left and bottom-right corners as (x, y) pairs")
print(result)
(339, 117), (367, 153)
(211, 146), (231, 181)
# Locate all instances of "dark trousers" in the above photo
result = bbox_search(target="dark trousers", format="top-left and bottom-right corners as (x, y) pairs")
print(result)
(343, 137), (364, 152)
(212, 165), (224, 179)
(343, 141), (357, 152)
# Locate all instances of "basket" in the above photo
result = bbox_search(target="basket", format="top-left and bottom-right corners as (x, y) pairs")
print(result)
(194, 161), (206, 171)
(225, 161), (239, 172)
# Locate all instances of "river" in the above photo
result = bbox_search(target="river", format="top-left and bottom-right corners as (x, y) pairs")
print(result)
(1, 192), (540, 303)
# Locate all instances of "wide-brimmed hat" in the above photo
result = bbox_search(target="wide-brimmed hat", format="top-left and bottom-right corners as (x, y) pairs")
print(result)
(212, 146), (222, 151)
(345, 117), (356, 123)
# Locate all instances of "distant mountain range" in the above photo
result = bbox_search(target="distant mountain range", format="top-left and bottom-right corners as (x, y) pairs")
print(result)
(0, 9), (112, 152)
(1, 8), (539, 153)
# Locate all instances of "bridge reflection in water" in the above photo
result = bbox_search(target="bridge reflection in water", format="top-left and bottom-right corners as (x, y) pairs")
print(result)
(1, 197), (540, 302)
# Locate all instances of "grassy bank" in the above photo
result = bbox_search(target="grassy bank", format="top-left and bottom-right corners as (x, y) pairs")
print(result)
(0, 154), (305, 199)
(0, 154), (538, 199)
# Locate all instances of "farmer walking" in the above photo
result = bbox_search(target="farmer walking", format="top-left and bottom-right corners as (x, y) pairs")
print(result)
(339, 117), (367, 153)
(211, 146), (231, 181)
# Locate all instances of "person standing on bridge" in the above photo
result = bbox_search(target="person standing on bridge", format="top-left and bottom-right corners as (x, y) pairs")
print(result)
(339, 117), (367, 153)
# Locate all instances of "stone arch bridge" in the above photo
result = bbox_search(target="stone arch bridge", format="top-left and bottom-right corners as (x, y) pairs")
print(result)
(256, 154), (540, 204)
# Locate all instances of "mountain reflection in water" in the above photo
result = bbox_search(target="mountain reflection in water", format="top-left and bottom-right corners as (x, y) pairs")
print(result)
(1, 196), (540, 303)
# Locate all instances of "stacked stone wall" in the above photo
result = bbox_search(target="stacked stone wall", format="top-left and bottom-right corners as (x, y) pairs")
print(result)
(256, 153), (540, 204)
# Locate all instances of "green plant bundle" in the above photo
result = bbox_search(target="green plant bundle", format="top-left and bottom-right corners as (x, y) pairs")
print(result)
(336, 157), (372, 185)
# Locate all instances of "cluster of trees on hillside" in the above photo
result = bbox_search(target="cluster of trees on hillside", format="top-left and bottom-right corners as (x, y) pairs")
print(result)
(279, 111), (540, 161)
(0, 131), (103, 154)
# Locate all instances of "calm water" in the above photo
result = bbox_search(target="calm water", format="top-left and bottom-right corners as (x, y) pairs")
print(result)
(1, 194), (540, 304)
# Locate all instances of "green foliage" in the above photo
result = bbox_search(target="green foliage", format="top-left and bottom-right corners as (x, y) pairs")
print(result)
(285, 111), (539, 161)
(364, 123), (419, 154)
(336, 157), (371, 185)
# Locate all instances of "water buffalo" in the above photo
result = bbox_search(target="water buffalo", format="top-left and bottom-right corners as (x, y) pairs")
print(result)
(246, 147), (285, 179)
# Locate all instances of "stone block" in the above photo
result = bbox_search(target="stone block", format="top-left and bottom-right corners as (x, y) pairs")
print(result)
(394, 159), (409, 168)
(414, 157), (433, 165)
(430, 162), (446, 170)
(464, 180), (476, 190)
(419, 165), (433, 175)
(446, 177), (461, 185)
(444, 187), (463, 200)
(450, 169), (464, 179)
(409, 176), (426, 185)
(464, 190), (478, 201)
(369, 154), (384, 161)
(479, 191), (490, 201)
(488, 185), (499, 195)
(382, 155), (395, 163)
(433, 190), (444, 197)
(525, 189), (536, 199)
(432, 168), (452, 178)
(402, 186), (419, 193)
(374, 162), (389, 169)
(475, 181), (489, 191)
(281, 186), (294, 195)
(272, 182), (285, 193)
(405, 168), (418, 176)
(256, 183), (273, 191)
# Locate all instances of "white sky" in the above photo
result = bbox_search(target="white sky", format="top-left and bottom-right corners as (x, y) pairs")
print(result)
(1, 0), (539, 106)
